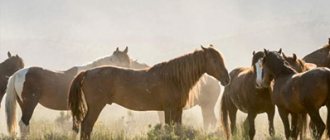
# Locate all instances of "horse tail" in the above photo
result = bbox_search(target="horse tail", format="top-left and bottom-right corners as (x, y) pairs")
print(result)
(220, 90), (230, 139)
(5, 74), (18, 136)
(68, 71), (88, 134)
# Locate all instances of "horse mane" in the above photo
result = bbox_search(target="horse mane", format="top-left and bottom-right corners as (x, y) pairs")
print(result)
(79, 55), (116, 69)
(130, 59), (149, 69)
(267, 52), (297, 77)
(149, 50), (206, 94)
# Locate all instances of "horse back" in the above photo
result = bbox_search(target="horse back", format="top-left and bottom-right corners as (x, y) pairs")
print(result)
(82, 66), (171, 110)
(277, 67), (330, 112)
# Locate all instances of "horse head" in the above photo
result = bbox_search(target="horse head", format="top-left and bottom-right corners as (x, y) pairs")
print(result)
(202, 45), (230, 86)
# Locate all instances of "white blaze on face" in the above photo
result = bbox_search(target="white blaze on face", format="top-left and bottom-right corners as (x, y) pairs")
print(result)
(255, 58), (263, 88)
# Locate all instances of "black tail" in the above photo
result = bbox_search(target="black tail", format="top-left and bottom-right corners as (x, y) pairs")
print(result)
(68, 71), (87, 133)
(221, 91), (230, 139)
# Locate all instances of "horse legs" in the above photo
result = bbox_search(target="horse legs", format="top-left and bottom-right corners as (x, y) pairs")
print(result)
(228, 107), (237, 135)
(200, 104), (216, 129)
(164, 107), (182, 125)
(164, 108), (174, 125)
(174, 108), (183, 124)
(326, 103), (330, 138)
(80, 103), (105, 140)
(290, 113), (299, 140)
(18, 95), (39, 139)
(266, 107), (275, 137)
(307, 109), (325, 140)
(278, 108), (290, 139)
(245, 112), (257, 140)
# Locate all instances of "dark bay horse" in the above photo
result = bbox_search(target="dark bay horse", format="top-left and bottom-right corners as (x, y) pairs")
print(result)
(258, 49), (330, 140)
(221, 50), (311, 139)
(68, 46), (230, 140)
(5, 47), (130, 138)
(131, 59), (221, 129)
(0, 52), (24, 107)
(303, 38), (330, 67)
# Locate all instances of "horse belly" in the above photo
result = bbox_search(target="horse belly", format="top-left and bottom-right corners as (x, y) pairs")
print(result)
(39, 89), (69, 110)
(112, 89), (163, 111)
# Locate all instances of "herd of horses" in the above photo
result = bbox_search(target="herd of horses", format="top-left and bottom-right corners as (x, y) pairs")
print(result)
(0, 39), (329, 140)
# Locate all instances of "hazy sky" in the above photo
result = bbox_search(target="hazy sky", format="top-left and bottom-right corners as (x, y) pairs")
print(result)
(1, 0), (329, 70)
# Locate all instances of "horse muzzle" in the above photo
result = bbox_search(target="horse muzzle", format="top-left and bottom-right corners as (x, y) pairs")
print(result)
(220, 76), (231, 86)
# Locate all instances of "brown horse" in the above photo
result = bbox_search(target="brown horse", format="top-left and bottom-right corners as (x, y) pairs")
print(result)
(0, 52), (24, 107)
(258, 49), (330, 140)
(68, 46), (230, 140)
(221, 50), (311, 140)
(303, 38), (330, 67)
(131, 59), (221, 129)
(5, 47), (130, 138)
(283, 53), (316, 72)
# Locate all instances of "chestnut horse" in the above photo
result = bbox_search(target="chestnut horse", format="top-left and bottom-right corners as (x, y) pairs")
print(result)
(5, 47), (130, 138)
(257, 49), (330, 140)
(303, 38), (330, 67)
(221, 50), (312, 139)
(131, 59), (221, 129)
(68, 46), (230, 139)
(0, 52), (24, 107)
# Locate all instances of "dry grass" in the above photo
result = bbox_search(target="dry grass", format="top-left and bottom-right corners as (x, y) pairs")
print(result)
(3, 109), (327, 140)
(0, 111), (289, 140)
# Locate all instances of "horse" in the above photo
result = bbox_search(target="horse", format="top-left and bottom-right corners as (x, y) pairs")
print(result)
(0, 52), (24, 108)
(5, 47), (130, 138)
(282, 53), (316, 72)
(257, 49), (330, 140)
(303, 38), (330, 67)
(130, 59), (221, 129)
(221, 50), (312, 140)
(68, 46), (230, 140)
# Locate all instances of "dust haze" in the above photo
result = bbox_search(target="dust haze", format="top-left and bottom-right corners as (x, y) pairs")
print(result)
(1, 0), (330, 138)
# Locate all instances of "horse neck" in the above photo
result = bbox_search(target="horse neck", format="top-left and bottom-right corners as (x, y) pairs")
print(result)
(271, 63), (296, 79)
(303, 46), (330, 67)
(150, 51), (206, 93)
(0, 61), (15, 77)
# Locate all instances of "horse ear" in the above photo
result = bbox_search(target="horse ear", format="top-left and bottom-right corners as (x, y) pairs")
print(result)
(115, 47), (119, 52)
(7, 51), (12, 58)
(328, 38), (330, 44)
(293, 53), (297, 61)
(252, 51), (255, 55)
(282, 52), (287, 59)
(124, 46), (128, 54)
(264, 49), (268, 55)
(201, 45), (207, 50)
(278, 48), (282, 54)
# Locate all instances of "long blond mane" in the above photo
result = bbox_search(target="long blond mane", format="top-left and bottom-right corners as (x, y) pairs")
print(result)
(148, 50), (206, 105)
